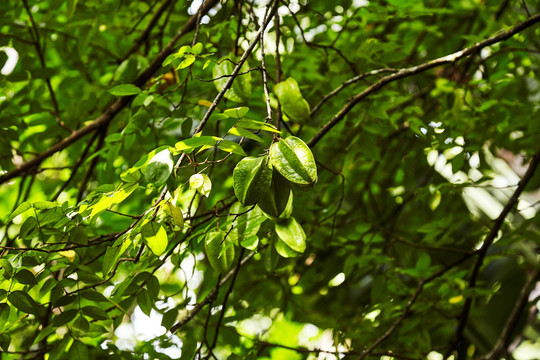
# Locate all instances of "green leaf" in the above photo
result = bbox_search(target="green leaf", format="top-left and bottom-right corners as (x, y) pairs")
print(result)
(68, 340), (89, 360)
(275, 217), (306, 254)
(229, 127), (264, 142)
(34, 325), (56, 344)
(258, 169), (292, 220)
(269, 136), (317, 186)
(274, 233), (302, 258)
(72, 316), (89, 336)
(82, 306), (109, 320)
(175, 136), (221, 153)
(161, 308), (178, 329)
(137, 289), (153, 316)
(69, 227), (88, 245)
(20, 216), (38, 239)
(109, 84), (141, 96)
(7, 201), (32, 221)
(14, 269), (37, 285)
(218, 140), (246, 156)
(147, 275), (160, 300)
(163, 200), (184, 228)
(102, 246), (120, 276)
(228, 203), (264, 246)
(189, 173), (212, 197)
(80, 290), (109, 303)
(0, 303), (10, 328)
(224, 107), (249, 118)
(144, 149), (173, 186)
(237, 119), (280, 133)
(53, 309), (78, 326)
(213, 57), (252, 102)
(177, 54), (196, 70)
(191, 42), (203, 54)
(205, 231), (235, 274)
(233, 156), (272, 206)
(141, 221), (168, 256)
(274, 78), (310, 123)
(8, 290), (40, 315)
(0, 259), (12, 279)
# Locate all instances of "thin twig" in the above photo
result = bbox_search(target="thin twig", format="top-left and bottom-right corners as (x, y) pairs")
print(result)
(121, 0), (176, 61)
(22, 0), (72, 133)
(169, 250), (257, 333)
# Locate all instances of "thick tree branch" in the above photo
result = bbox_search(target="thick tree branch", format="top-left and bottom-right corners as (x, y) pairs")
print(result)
(0, 0), (220, 186)
(308, 13), (540, 148)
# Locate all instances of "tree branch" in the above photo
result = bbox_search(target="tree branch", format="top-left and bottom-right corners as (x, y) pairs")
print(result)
(307, 13), (540, 148)
(478, 270), (540, 360)
(121, 0), (176, 61)
(169, 250), (257, 334)
(357, 253), (474, 359)
(451, 145), (540, 354)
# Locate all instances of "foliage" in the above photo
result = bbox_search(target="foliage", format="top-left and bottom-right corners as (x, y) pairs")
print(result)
(1, 0), (540, 359)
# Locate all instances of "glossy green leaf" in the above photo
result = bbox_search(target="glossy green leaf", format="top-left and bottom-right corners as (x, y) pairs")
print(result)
(236, 119), (280, 133)
(228, 202), (264, 247)
(274, 77), (310, 123)
(274, 234), (302, 258)
(233, 156), (272, 206)
(269, 136), (317, 186)
(177, 54), (196, 69)
(258, 169), (292, 220)
(275, 217), (306, 254)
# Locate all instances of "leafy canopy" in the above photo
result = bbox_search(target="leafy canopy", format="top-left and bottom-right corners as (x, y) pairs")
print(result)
(1, 0), (540, 359)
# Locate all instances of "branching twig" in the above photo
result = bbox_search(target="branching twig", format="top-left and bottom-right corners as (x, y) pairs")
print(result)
(121, 0), (176, 61)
